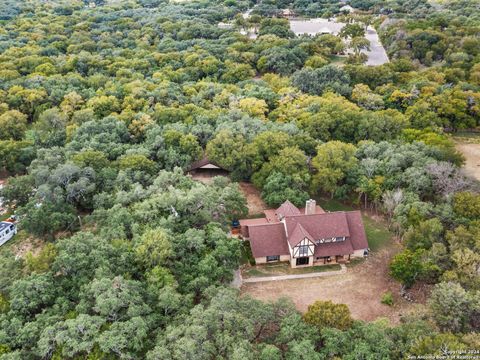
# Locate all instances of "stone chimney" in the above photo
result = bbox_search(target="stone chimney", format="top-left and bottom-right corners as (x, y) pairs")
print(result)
(305, 199), (316, 215)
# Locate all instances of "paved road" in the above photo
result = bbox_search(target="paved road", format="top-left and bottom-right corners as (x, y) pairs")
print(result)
(363, 27), (389, 65)
(243, 264), (347, 283)
(290, 19), (389, 66)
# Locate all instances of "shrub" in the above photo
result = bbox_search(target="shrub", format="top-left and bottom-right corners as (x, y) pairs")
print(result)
(304, 300), (353, 331)
(381, 291), (394, 306)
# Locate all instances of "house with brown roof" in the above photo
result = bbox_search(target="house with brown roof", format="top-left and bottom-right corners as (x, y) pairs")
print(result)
(187, 156), (229, 177)
(239, 199), (369, 268)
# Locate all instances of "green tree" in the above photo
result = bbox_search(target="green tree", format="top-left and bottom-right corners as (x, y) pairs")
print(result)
(135, 228), (173, 269)
(404, 218), (443, 251)
(339, 23), (365, 39)
(389, 249), (425, 288)
(86, 95), (121, 118)
(252, 147), (309, 189)
(292, 65), (351, 96)
(116, 154), (157, 175)
(33, 108), (67, 147)
(311, 141), (358, 197)
(25, 243), (57, 274)
(261, 172), (309, 208)
(0, 110), (27, 140)
(453, 192), (480, 221)
(304, 300), (353, 331)
(428, 282), (474, 333)
(410, 333), (467, 356)
(9, 273), (55, 319)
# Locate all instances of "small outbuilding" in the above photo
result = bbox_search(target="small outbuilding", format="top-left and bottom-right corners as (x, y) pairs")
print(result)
(187, 156), (229, 178)
(280, 9), (296, 18)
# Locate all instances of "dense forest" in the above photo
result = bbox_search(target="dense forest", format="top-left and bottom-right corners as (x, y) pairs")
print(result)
(0, 0), (479, 358)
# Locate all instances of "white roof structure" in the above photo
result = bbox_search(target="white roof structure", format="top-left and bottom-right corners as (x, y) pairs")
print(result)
(340, 5), (355, 13)
(290, 19), (345, 36)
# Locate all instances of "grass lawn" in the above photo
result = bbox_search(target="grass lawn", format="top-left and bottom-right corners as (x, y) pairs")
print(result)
(243, 262), (341, 278)
(317, 197), (394, 252)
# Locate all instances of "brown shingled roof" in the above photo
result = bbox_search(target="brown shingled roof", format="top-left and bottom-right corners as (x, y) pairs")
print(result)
(345, 211), (368, 251)
(263, 209), (279, 223)
(284, 212), (350, 241)
(288, 223), (315, 247)
(248, 222), (290, 258)
(239, 218), (269, 227)
(314, 239), (354, 257)
(276, 200), (301, 219)
(241, 205), (368, 261)
(187, 156), (226, 171)
(299, 205), (325, 214)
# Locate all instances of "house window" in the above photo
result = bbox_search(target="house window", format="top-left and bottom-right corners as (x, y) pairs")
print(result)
(298, 245), (309, 257)
(266, 255), (280, 262)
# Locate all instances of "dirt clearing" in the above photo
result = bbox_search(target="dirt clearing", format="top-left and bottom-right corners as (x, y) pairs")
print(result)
(456, 142), (480, 181)
(238, 182), (267, 215)
(241, 246), (427, 324)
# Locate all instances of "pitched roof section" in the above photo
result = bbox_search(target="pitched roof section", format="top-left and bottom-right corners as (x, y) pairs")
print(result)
(345, 211), (368, 251)
(284, 212), (350, 241)
(299, 205), (326, 215)
(187, 156), (226, 171)
(263, 209), (279, 223)
(314, 239), (354, 257)
(239, 218), (269, 227)
(288, 223), (315, 247)
(264, 202), (325, 223)
(248, 222), (290, 258)
(276, 200), (301, 219)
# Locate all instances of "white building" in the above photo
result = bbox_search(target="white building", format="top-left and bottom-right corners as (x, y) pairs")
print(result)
(0, 221), (16, 246)
(340, 5), (355, 13)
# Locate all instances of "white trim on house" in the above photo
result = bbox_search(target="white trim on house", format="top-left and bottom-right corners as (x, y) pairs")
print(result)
(293, 237), (315, 258)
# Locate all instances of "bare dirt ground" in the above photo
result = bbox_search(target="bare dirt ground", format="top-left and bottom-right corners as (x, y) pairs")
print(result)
(456, 142), (480, 181)
(238, 182), (268, 215)
(241, 245), (429, 324)
(11, 235), (44, 258)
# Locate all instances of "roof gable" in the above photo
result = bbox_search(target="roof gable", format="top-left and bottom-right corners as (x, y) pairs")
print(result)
(188, 156), (226, 171)
(276, 200), (301, 219)
(288, 223), (315, 247)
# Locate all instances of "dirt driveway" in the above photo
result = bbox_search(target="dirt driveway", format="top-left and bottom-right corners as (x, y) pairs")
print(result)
(238, 182), (268, 215)
(241, 246), (426, 324)
(456, 142), (480, 181)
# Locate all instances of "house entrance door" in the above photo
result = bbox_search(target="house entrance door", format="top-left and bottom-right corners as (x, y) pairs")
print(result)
(296, 257), (309, 266)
